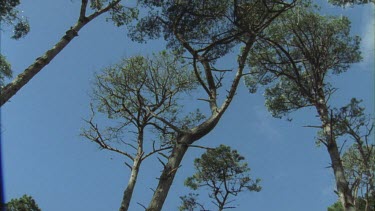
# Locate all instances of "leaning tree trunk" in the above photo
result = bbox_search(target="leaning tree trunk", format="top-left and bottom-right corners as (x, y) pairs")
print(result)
(316, 96), (356, 211)
(0, 0), (121, 106)
(119, 153), (142, 211)
(146, 113), (222, 211)
(146, 137), (190, 211)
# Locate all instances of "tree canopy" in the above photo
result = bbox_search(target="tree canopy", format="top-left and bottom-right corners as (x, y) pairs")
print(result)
(181, 145), (261, 211)
(5, 195), (41, 211)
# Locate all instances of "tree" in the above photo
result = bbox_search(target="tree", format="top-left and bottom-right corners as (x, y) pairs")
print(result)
(180, 145), (261, 211)
(4, 194), (41, 211)
(246, 5), (362, 210)
(81, 51), (201, 211)
(0, 0), (138, 106)
(128, 1), (298, 210)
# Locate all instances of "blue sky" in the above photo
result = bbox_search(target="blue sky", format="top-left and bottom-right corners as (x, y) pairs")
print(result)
(1, 1), (374, 211)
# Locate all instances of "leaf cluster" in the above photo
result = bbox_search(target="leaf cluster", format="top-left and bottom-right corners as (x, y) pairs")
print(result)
(5, 194), (41, 211)
(0, 54), (12, 86)
(328, 196), (375, 211)
(88, 0), (139, 27)
(328, 0), (375, 7)
(0, 0), (30, 40)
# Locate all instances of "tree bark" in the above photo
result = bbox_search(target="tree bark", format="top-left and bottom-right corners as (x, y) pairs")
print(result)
(327, 138), (356, 211)
(119, 126), (145, 211)
(146, 113), (222, 211)
(146, 138), (190, 211)
(119, 154), (142, 211)
(316, 96), (356, 211)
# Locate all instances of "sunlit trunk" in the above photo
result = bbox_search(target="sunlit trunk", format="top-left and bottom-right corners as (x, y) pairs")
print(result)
(119, 154), (142, 211)
(119, 128), (144, 211)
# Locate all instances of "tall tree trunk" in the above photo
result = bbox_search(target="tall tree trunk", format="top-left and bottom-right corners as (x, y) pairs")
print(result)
(146, 135), (190, 211)
(316, 96), (356, 211)
(119, 154), (142, 211)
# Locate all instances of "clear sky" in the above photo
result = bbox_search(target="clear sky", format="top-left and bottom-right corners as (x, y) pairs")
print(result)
(1, 1), (374, 211)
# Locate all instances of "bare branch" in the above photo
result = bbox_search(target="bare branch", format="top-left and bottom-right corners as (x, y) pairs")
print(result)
(87, 0), (121, 21)
(141, 146), (173, 161)
(80, 0), (89, 20)
(136, 202), (147, 210)
(124, 161), (133, 170)
(157, 157), (166, 168)
(145, 106), (186, 134)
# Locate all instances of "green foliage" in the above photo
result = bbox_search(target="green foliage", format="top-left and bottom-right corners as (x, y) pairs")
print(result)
(108, 4), (138, 27)
(89, 1), (138, 27)
(262, 77), (312, 118)
(328, 0), (374, 7)
(93, 51), (197, 119)
(11, 19), (30, 40)
(90, 0), (106, 10)
(0, 54), (12, 86)
(182, 145), (261, 210)
(342, 144), (375, 192)
(84, 51), (200, 148)
(246, 5), (361, 118)
(179, 193), (206, 211)
(0, 0), (29, 86)
(327, 201), (344, 211)
(5, 195), (41, 211)
(132, 0), (298, 61)
(0, 0), (20, 22)
(328, 197), (375, 211)
(0, 0), (30, 40)
(332, 98), (369, 136)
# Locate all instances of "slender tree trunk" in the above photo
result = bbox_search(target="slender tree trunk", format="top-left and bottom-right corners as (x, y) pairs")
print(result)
(0, 21), (84, 106)
(146, 137), (190, 211)
(316, 96), (356, 211)
(119, 154), (142, 211)
(119, 127), (145, 211)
